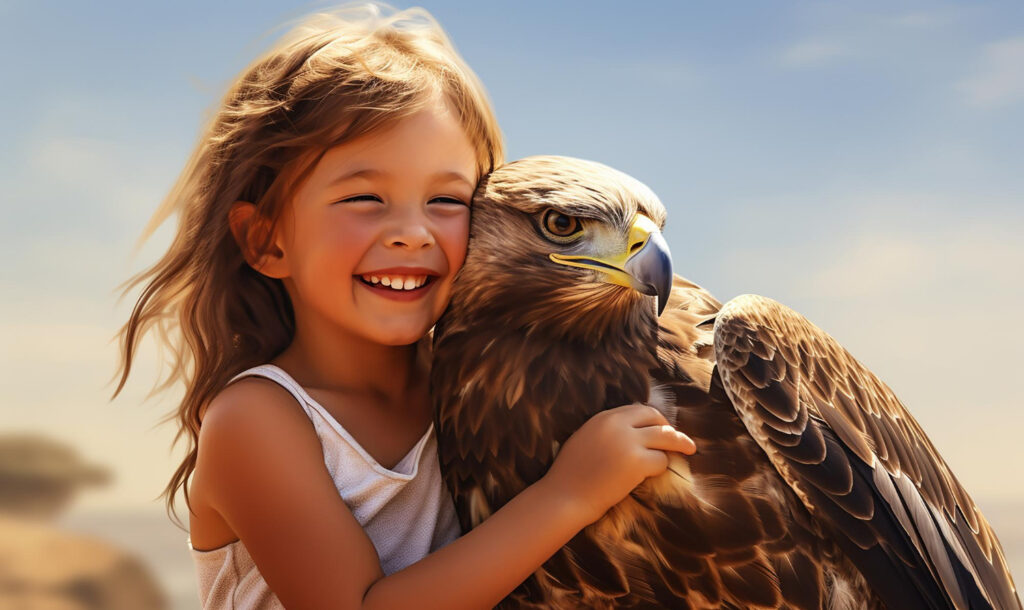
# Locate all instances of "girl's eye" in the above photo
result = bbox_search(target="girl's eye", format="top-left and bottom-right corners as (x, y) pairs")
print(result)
(429, 196), (468, 206)
(339, 194), (383, 203)
(542, 209), (583, 239)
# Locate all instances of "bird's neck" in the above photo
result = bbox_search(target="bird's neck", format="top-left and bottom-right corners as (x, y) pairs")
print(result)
(432, 304), (661, 494)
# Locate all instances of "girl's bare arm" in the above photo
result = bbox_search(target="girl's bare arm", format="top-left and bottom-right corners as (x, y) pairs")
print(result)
(197, 379), (694, 610)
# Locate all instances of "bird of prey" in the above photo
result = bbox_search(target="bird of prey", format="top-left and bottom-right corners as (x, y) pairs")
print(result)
(431, 156), (1022, 609)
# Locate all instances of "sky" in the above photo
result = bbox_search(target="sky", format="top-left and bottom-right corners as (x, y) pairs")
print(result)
(1, 0), (1022, 525)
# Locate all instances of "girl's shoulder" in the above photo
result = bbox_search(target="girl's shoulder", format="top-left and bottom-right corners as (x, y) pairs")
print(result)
(193, 374), (324, 508)
(199, 374), (317, 454)
(189, 373), (327, 550)
(199, 371), (299, 423)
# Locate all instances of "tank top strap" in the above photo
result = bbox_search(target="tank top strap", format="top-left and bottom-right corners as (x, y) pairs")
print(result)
(226, 363), (435, 480)
(227, 364), (319, 421)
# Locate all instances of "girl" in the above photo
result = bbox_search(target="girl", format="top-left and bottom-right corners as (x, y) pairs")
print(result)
(112, 5), (696, 609)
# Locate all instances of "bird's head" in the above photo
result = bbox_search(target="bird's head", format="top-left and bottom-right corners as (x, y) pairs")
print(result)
(450, 156), (672, 344)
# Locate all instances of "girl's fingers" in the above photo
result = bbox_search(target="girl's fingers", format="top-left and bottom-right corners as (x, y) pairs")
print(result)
(639, 424), (697, 456)
(639, 447), (670, 476)
(608, 403), (669, 428)
(600, 403), (698, 455)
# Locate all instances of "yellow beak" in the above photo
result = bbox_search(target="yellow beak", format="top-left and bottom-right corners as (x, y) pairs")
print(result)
(549, 214), (673, 315)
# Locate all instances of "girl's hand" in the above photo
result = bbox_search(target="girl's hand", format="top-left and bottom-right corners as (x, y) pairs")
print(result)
(540, 403), (697, 525)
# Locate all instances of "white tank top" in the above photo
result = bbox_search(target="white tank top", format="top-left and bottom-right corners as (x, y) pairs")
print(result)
(187, 364), (461, 609)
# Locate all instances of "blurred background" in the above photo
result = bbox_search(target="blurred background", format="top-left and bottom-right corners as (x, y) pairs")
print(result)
(1, 0), (1022, 607)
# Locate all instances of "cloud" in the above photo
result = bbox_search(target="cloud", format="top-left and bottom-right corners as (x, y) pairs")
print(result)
(884, 10), (955, 29)
(2, 96), (184, 252)
(776, 39), (852, 68)
(19, 134), (169, 229)
(714, 189), (1024, 322)
(958, 36), (1024, 108)
(607, 58), (697, 87)
(772, 6), (969, 72)
(794, 222), (1024, 301)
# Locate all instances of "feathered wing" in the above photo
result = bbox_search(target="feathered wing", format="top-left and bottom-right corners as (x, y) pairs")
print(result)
(647, 278), (851, 610)
(712, 294), (1021, 610)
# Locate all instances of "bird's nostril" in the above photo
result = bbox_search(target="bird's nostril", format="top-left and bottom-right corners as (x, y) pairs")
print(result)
(630, 241), (644, 254)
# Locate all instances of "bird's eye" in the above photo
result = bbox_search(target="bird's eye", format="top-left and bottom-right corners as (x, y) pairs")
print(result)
(542, 209), (583, 240)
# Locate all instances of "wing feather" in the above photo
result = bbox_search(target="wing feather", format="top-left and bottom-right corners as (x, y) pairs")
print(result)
(713, 294), (1021, 610)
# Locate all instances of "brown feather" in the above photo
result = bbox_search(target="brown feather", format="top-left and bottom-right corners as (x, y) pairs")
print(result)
(716, 294), (1022, 609)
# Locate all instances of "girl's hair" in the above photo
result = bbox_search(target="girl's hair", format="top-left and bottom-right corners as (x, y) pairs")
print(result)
(110, 3), (504, 528)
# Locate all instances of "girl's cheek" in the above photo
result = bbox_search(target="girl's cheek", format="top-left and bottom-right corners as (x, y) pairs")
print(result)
(453, 209), (472, 245)
(332, 216), (376, 249)
(429, 210), (470, 268)
(449, 227), (470, 271)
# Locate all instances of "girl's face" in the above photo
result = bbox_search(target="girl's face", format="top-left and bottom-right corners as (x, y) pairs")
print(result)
(274, 98), (478, 346)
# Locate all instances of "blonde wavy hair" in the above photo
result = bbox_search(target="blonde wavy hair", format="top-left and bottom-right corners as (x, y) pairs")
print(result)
(111, 3), (504, 528)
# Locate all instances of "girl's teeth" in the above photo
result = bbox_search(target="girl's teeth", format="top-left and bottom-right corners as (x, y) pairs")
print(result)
(361, 274), (431, 290)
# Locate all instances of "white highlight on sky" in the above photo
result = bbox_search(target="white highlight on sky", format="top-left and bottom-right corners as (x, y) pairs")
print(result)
(778, 40), (852, 68)
(959, 36), (1024, 108)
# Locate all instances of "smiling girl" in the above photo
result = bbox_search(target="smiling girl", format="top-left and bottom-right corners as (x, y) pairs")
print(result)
(112, 6), (694, 609)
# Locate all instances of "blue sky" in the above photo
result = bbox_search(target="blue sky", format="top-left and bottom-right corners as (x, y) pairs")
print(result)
(1, 0), (1022, 522)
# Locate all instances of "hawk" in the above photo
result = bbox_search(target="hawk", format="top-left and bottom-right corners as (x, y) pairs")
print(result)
(431, 156), (1021, 609)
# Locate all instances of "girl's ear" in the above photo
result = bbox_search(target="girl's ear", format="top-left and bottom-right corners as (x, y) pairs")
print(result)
(228, 201), (288, 278)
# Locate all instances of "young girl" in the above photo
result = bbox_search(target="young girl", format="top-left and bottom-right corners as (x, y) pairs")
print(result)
(113, 6), (695, 609)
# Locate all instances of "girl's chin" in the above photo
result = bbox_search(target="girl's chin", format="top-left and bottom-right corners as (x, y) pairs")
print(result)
(363, 321), (435, 347)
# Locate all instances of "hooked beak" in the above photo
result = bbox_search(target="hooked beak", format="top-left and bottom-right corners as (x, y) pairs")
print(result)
(548, 213), (673, 315)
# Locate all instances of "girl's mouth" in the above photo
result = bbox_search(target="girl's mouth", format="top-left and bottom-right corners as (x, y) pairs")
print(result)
(356, 273), (438, 301)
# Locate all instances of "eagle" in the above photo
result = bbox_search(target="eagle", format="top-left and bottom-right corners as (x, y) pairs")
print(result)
(430, 156), (1021, 609)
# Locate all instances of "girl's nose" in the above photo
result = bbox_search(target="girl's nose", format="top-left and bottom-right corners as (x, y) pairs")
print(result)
(384, 218), (436, 250)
